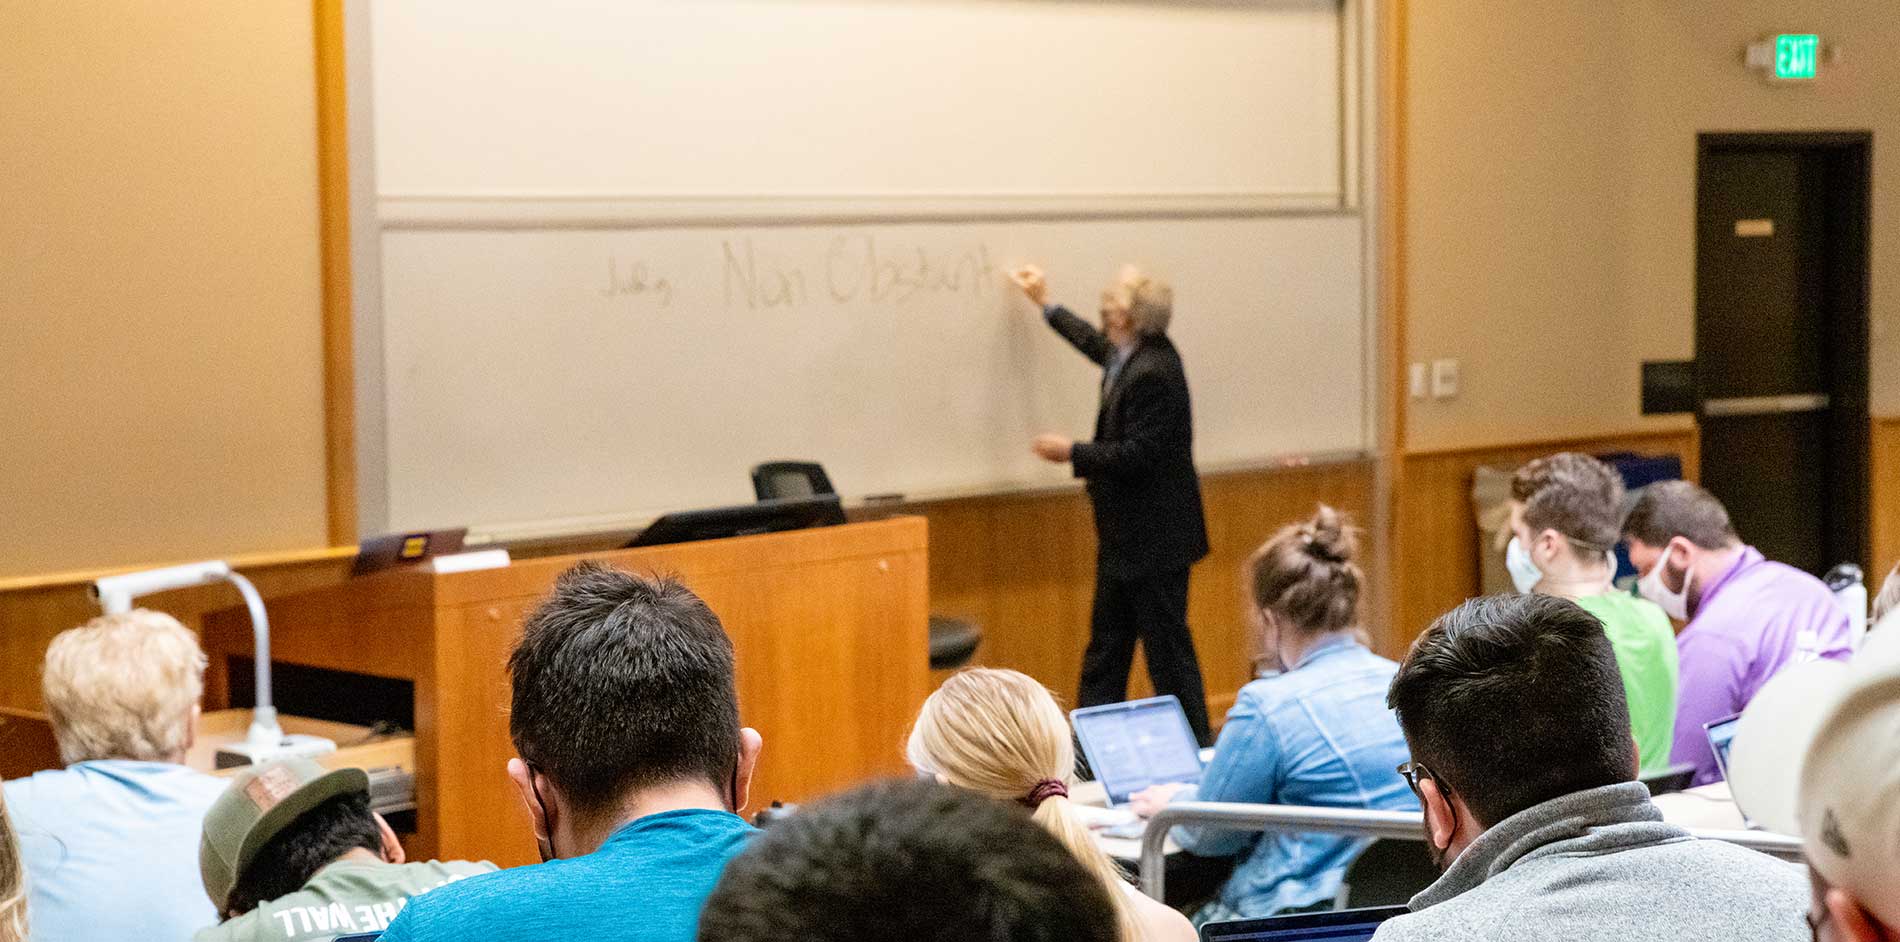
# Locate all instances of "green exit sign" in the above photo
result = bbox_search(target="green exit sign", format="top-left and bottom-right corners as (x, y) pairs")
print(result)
(1775, 34), (1820, 79)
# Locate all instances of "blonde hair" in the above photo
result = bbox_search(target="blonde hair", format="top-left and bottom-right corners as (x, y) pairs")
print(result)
(0, 792), (24, 942)
(908, 668), (1147, 941)
(43, 609), (206, 765)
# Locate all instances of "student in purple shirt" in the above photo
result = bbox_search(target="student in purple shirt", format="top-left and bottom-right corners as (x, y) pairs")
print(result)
(1621, 481), (1852, 784)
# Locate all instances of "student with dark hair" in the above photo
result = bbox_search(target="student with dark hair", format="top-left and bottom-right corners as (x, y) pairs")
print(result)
(1507, 453), (1677, 774)
(1372, 594), (1807, 941)
(699, 779), (1120, 942)
(1622, 480), (1851, 784)
(1129, 506), (1415, 921)
(196, 759), (492, 941)
(380, 563), (763, 942)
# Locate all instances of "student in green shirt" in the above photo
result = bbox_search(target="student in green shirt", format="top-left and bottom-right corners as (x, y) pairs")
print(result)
(196, 759), (495, 942)
(1506, 453), (1679, 775)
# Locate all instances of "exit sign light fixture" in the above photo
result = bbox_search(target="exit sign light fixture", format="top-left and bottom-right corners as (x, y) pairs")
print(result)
(1747, 34), (1825, 81)
(1775, 34), (1820, 79)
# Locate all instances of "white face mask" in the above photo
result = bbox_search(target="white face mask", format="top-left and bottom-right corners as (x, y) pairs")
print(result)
(1639, 544), (1693, 621)
(1506, 536), (1542, 594)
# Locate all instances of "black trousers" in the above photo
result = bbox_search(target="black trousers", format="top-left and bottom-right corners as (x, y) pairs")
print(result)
(1077, 563), (1212, 744)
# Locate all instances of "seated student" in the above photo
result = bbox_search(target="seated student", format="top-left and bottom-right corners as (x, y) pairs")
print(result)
(1129, 506), (1416, 921)
(5, 610), (227, 942)
(196, 758), (495, 941)
(378, 563), (764, 942)
(1373, 594), (1808, 941)
(698, 779), (1120, 942)
(907, 668), (1194, 942)
(1622, 480), (1853, 783)
(1507, 453), (1678, 774)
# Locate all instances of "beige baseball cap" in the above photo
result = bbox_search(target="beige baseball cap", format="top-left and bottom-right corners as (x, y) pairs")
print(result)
(199, 758), (370, 911)
(1728, 658), (1850, 835)
(1731, 626), (1900, 926)
(1797, 665), (1900, 926)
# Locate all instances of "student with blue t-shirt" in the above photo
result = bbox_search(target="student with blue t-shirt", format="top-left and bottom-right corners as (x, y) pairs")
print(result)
(379, 563), (763, 942)
(1130, 506), (1417, 922)
(5, 609), (227, 942)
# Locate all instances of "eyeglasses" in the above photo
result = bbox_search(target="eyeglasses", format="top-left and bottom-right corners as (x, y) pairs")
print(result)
(1396, 761), (1438, 799)
(1806, 911), (1825, 942)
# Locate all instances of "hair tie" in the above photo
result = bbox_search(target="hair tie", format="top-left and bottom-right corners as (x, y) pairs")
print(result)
(1019, 779), (1068, 809)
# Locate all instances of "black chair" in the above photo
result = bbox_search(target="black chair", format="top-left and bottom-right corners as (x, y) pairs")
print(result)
(751, 462), (835, 501)
(749, 461), (983, 670)
(1639, 762), (1698, 796)
(1334, 838), (1437, 909)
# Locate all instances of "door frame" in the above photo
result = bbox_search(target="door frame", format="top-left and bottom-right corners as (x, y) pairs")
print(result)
(1693, 130), (1874, 572)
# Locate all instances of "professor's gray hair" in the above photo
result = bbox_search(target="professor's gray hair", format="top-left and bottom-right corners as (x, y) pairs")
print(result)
(1124, 272), (1173, 336)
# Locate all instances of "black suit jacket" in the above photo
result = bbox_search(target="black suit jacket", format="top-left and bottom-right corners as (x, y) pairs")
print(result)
(1046, 306), (1210, 579)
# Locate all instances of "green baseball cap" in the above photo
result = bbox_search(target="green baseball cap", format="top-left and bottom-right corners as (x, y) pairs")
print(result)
(199, 758), (370, 910)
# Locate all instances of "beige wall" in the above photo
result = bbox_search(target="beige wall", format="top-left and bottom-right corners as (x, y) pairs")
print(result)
(1407, 0), (1900, 451)
(0, 3), (330, 577)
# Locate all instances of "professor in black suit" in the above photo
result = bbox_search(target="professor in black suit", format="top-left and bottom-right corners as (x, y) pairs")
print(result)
(1012, 263), (1211, 743)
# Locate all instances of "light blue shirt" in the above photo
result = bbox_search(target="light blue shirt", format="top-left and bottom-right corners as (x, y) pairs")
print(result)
(379, 808), (755, 942)
(1041, 303), (1133, 394)
(1168, 635), (1418, 917)
(6, 760), (227, 942)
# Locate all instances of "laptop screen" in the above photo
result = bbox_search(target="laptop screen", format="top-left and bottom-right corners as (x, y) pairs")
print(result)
(1071, 695), (1203, 805)
(1200, 906), (1408, 941)
(1705, 712), (1742, 783)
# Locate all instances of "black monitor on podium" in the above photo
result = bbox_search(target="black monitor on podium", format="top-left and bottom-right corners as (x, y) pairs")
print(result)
(624, 495), (846, 548)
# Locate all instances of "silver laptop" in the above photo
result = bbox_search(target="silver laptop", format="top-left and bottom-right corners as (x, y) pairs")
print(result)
(1703, 711), (1756, 826)
(1071, 695), (1204, 807)
(1704, 712), (1742, 785)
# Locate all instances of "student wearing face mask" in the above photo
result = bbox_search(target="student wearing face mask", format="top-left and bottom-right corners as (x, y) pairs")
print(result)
(1506, 454), (1678, 776)
(1620, 481), (1852, 785)
(1129, 506), (1416, 922)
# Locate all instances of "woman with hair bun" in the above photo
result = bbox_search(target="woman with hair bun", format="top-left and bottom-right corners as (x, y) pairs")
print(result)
(907, 668), (1195, 942)
(1129, 505), (1416, 923)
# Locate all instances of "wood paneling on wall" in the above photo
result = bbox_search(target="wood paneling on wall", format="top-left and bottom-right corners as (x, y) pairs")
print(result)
(0, 464), (1372, 733)
(1391, 427), (1700, 653)
(917, 460), (1375, 721)
(1874, 417), (1900, 586)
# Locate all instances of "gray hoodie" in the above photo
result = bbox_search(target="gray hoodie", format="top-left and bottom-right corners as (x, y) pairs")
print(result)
(1371, 782), (1808, 941)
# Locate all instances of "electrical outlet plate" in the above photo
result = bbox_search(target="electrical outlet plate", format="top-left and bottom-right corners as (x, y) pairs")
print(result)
(1431, 359), (1460, 399)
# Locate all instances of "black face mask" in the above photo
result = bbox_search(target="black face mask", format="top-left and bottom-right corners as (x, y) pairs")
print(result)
(524, 762), (558, 863)
(530, 751), (744, 862)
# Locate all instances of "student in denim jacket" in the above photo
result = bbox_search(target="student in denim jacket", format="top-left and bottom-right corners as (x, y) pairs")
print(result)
(1131, 506), (1417, 922)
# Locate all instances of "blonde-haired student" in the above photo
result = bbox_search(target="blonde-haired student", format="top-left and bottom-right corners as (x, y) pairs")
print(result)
(908, 668), (1194, 942)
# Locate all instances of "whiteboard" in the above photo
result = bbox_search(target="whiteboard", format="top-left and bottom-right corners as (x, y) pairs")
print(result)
(355, 0), (1373, 539)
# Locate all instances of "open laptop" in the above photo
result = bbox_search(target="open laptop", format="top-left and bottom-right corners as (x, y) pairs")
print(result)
(350, 528), (467, 577)
(1704, 712), (1741, 785)
(1071, 695), (1204, 807)
(1703, 711), (1756, 827)
(1201, 905), (1408, 941)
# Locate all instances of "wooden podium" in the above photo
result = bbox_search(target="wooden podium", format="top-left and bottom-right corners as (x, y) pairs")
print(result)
(202, 517), (929, 867)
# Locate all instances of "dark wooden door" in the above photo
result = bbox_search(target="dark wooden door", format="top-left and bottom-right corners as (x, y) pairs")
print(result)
(1695, 136), (1870, 575)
